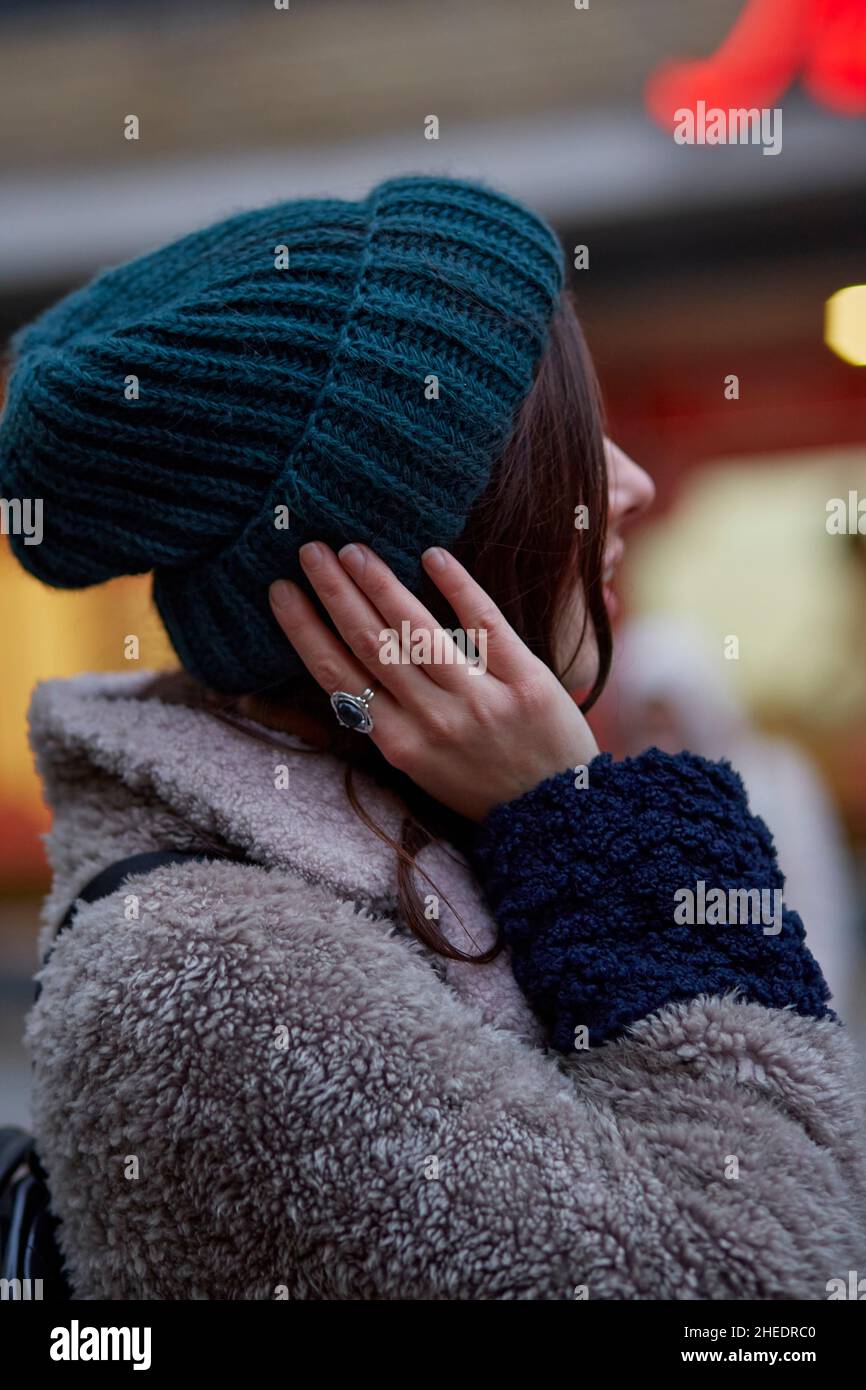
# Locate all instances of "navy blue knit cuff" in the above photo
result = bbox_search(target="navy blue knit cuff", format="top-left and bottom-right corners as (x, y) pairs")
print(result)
(472, 749), (832, 1051)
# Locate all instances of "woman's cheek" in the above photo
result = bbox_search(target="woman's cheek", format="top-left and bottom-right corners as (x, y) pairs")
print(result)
(556, 595), (599, 693)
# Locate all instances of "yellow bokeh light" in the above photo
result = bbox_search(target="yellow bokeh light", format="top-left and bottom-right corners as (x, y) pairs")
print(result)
(825, 285), (866, 366)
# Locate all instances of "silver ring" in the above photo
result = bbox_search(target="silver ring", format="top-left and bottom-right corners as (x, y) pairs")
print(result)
(330, 685), (377, 734)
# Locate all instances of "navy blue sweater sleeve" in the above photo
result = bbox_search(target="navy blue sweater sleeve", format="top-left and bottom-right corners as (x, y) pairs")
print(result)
(471, 748), (832, 1052)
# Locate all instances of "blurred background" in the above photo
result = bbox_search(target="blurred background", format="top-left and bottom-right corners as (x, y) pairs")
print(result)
(2, 0), (866, 1120)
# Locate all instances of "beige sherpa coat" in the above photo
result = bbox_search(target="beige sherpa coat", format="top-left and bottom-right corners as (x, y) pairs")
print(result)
(23, 671), (866, 1300)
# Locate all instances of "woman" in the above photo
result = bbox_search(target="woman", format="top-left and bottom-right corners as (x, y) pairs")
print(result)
(2, 175), (865, 1300)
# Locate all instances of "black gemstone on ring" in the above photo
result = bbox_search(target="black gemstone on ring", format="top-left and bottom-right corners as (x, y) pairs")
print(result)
(331, 692), (373, 732)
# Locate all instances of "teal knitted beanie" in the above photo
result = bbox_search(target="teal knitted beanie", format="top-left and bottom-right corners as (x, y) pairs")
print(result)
(0, 175), (564, 693)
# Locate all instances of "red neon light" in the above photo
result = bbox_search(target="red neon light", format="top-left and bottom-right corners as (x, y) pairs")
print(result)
(646, 0), (866, 126)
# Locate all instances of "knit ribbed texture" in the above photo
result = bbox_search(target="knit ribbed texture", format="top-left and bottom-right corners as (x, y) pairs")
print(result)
(472, 748), (833, 1051)
(0, 176), (563, 693)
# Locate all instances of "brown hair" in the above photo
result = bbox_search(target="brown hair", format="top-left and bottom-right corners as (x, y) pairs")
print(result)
(144, 290), (611, 962)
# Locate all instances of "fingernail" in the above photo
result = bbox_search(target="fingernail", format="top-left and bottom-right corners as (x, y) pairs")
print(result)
(338, 543), (365, 577)
(422, 547), (447, 571)
(269, 579), (294, 610)
(299, 542), (323, 566)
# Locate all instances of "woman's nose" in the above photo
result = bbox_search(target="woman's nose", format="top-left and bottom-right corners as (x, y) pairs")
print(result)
(606, 439), (656, 525)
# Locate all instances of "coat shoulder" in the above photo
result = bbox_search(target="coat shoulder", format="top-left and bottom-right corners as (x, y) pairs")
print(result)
(26, 856), (575, 1298)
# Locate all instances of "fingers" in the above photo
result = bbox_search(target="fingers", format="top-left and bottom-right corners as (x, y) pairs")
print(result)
(268, 577), (401, 731)
(280, 543), (435, 710)
(271, 539), (533, 725)
(420, 547), (533, 683)
(336, 542), (480, 692)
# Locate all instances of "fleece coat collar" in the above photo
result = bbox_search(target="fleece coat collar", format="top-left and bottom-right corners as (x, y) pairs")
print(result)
(27, 670), (544, 1045)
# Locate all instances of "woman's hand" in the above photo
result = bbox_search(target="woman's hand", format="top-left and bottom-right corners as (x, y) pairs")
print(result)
(269, 541), (599, 823)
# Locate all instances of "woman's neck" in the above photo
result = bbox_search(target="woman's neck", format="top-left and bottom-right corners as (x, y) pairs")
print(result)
(235, 693), (332, 748)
